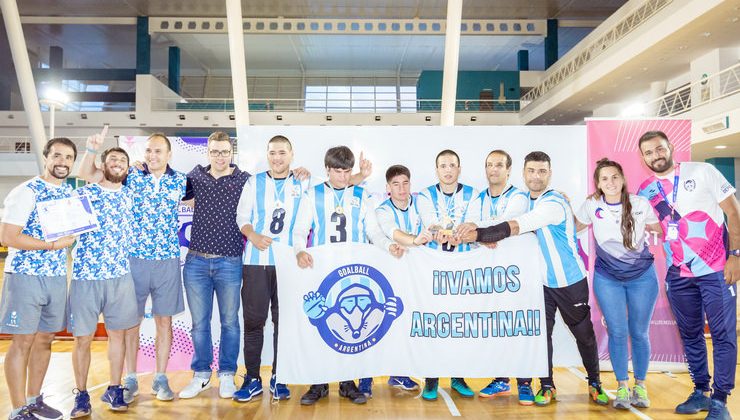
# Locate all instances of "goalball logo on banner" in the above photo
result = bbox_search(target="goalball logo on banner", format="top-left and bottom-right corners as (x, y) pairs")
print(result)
(275, 235), (548, 384)
(304, 263), (403, 354)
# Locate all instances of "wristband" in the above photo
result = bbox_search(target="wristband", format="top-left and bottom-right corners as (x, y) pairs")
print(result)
(476, 222), (512, 243)
(730, 249), (740, 258)
(85, 147), (98, 154)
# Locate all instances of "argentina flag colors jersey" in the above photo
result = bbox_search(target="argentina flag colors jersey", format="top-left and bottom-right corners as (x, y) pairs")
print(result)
(469, 184), (529, 227)
(416, 183), (478, 252)
(292, 182), (391, 252)
(72, 184), (134, 280)
(237, 171), (310, 266)
(519, 189), (586, 288)
(375, 195), (422, 238)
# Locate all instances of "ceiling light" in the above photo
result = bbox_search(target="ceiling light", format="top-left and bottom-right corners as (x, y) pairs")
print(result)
(714, 145), (727, 149)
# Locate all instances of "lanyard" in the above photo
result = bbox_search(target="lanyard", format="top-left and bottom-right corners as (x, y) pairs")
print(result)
(488, 185), (512, 217)
(272, 174), (288, 207)
(330, 185), (346, 212)
(655, 164), (680, 219)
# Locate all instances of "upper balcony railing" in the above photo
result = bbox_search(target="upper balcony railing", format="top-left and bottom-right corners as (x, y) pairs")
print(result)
(643, 62), (740, 117)
(150, 98), (521, 113)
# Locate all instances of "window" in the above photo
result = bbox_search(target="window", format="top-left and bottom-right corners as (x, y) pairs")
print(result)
(304, 84), (417, 113)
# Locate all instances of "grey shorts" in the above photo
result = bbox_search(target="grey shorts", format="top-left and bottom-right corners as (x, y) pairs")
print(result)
(129, 257), (185, 318)
(0, 272), (67, 334)
(68, 273), (139, 336)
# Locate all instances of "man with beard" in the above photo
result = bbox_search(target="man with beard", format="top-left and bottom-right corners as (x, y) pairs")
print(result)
(68, 147), (139, 417)
(459, 151), (608, 407)
(80, 131), (187, 403)
(637, 131), (738, 420)
(0, 138), (78, 420)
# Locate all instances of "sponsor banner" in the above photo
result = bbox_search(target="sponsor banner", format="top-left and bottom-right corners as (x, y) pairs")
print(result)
(585, 119), (690, 366)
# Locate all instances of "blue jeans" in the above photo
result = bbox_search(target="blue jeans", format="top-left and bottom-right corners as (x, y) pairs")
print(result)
(183, 254), (242, 375)
(593, 266), (658, 382)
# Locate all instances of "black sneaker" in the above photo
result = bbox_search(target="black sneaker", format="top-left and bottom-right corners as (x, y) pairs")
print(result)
(300, 384), (329, 405)
(338, 380), (367, 404)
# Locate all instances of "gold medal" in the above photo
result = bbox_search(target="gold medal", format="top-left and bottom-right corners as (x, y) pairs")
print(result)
(335, 206), (344, 214)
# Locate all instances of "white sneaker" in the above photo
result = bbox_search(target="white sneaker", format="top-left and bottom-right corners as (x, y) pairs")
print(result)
(219, 374), (237, 399)
(178, 375), (212, 399)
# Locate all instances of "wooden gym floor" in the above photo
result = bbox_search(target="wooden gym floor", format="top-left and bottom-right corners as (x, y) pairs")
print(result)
(1, 258), (739, 418)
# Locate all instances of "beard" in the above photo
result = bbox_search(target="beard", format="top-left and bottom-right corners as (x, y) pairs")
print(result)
(49, 165), (70, 180)
(103, 168), (127, 183)
(648, 156), (673, 173)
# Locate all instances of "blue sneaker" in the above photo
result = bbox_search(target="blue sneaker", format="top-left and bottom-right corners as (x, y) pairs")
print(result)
(479, 379), (511, 398)
(705, 398), (731, 420)
(388, 376), (419, 391)
(123, 375), (138, 404)
(151, 375), (175, 401)
(28, 394), (63, 420)
(269, 375), (291, 400)
(518, 383), (535, 406)
(100, 385), (128, 412)
(233, 375), (263, 402)
(450, 378), (474, 398)
(675, 389), (711, 414)
(70, 389), (91, 418)
(358, 377), (373, 398)
(422, 378), (438, 401)
(9, 406), (35, 420)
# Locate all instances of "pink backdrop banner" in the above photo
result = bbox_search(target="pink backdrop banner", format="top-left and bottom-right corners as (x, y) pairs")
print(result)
(585, 118), (691, 366)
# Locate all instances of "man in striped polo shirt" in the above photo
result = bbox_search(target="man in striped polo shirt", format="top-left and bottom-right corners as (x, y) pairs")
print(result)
(460, 151), (608, 407)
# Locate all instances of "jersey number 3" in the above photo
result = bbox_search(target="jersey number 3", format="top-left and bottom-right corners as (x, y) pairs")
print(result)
(330, 212), (347, 243)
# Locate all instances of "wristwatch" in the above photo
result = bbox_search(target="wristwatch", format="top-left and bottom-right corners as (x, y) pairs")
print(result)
(730, 249), (740, 257)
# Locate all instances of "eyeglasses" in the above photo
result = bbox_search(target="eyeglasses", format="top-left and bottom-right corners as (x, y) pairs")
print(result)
(209, 149), (232, 157)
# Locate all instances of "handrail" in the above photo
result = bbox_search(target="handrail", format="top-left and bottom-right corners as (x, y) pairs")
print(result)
(643, 62), (740, 117)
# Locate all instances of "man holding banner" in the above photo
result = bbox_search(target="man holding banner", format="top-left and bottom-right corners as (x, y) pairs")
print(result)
(292, 146), (402, 405)
(375, 164), (432, 392)
(460, 151), (608, 407)
(0, 138), (78, 420)
(637, 131), (738, 420)
(80, 131), (188, 403)
(460, 149), (534, 404)
(415, 149), (478, 401)
(233, 135), (308, 402)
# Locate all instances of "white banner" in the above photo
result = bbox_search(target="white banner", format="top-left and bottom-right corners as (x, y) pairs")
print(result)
(274, 235), (548, 384)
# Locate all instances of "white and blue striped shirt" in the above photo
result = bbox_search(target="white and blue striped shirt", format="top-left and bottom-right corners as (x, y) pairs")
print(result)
(375, 195), (422, 239)
(416, 183), (478, 252)
(514, 189), (586, 288)
(292, 182), (391, 253)
(469, 184), (529, 227)
(236, 171), (310, 266)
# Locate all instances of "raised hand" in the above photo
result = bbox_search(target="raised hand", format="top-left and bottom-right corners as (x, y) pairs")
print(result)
(86, 125), (108, 152)
(359, 151), (372, 179)
(303, 291), (327, 319)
